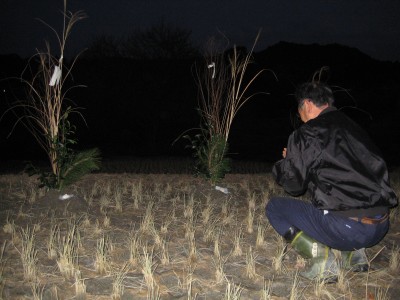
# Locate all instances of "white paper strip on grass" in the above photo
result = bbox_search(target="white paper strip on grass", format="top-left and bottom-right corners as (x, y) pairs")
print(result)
(49, 65), (62, 86)
(59, 194), (74, 200)
(208, 62), (215, 79)
(215, 186), (229, 194)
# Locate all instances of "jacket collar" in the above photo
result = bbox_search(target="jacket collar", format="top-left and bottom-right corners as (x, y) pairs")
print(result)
(319, 106), (337, 116)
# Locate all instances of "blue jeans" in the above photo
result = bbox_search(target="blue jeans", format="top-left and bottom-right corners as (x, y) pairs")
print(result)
(265, 197), (389, 251)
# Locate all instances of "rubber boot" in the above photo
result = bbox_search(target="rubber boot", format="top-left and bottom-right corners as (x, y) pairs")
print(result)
(341, 248), (369, 272)
(284, 227), (338, 282)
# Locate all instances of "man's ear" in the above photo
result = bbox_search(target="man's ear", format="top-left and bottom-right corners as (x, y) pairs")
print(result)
(304, 99), (312, 112)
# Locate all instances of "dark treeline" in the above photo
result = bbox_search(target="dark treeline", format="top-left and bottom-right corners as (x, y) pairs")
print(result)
(1, 42), (400, 167)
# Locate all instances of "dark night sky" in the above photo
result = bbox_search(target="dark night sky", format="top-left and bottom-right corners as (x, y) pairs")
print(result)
(1, 0), (400, 61)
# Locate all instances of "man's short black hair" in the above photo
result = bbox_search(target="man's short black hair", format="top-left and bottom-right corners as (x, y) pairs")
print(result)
(295, 82), (335, 107)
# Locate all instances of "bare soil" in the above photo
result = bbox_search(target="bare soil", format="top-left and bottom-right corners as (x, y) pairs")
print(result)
(0, 172), (399, 299)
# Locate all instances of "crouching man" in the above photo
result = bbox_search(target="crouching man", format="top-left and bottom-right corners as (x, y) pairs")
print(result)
(266, 82), (398, 282)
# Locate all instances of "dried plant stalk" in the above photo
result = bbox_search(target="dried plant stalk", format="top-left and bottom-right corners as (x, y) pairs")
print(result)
(74, 270), (86, 300)
(140, 201), (155, 233)
(246, 246), (257, 279)
(114, 190), (123, 213)
(183, 193), (195, 219)
(214, 231), (221, 258)
(256, 223), (266, 248)
(289, 271), (300, 300)
(99, 195), (111, 214)
(213, 254), (227, 283)
(20, 226), (38, 281)
(129, 232), (141, 266)
(112, 263), (129, 300)
(247, 205), (255, 234)
(232, 228), (243, 257)
(57, 221), (80, 279)
(260, 278), (273, 300)
(3, 214), (16, 241)
(202, 201), (214, 225)
(141, 247), (157, 290)
(95, 234), (111, 274)
(203, 217), (219, 243)
(130, 180), (143, 209)
(30, 279), (44, 300)
(47, 224), (59, 259)
(272, 234), (286, 274)
(389, 244), (400, 274)
(0, 241), (6, 296)
(103, 214), (111, 228)
(224, 280), (243, 300)
(160, 239), (170, 266)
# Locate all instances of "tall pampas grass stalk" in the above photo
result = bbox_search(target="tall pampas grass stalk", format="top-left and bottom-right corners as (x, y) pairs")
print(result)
(180, 31), (273, 184)
(196, 31), (269, 142)
(2, 0), (100, 190)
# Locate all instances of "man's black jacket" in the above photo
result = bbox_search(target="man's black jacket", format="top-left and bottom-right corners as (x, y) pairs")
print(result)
(272, 107), (398, 216)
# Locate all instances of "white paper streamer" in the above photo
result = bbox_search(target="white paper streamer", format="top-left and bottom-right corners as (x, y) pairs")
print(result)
(59, 194), (74, 200)
(49, 65), (62, 86)
(207, 62), (215, 79)
(215, 186), (229, 194)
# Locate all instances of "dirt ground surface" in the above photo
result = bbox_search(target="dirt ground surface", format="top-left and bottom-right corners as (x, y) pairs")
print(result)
(0, 172), (399, 299)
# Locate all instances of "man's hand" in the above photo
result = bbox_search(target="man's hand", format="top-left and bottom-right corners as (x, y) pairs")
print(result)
(282, 147), (287, 158)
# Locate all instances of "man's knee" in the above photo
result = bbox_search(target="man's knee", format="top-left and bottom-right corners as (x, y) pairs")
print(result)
(265, 197), (282, 218)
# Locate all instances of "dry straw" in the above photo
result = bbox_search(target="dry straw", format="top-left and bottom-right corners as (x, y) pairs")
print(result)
(246, 246), (257, 279)
(130, 180), (143, 209)
(57, 220), (80, 279)
(389, 244), (400, 274)
(20, 226), (38, 281)
(224, 280), (243, 300)
(3, 213), (16, 242)
(95, 234), (111, 274)
(0, 241), (7, 297)
(30, 279), (44, 300)
(256, 222), (266, 248)
(74, 269), (86, 300)
(112, 263), (129, 300)
(129, 231), (141, 266)
(47, 224), (59, 259)
(140, 246), (157, 292)
(260, 278), (273, 300)
(272, 233), (287, 274)
(232, 228), (243, 257)
(289, 271), (301, 300)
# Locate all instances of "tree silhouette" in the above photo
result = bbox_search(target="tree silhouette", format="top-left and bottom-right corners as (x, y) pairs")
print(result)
(84, 34), (121, 59)
(121, 21), (199, 60)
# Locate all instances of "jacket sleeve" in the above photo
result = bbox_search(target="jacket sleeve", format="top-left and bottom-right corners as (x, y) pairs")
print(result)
(272, 125), (321, 196)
